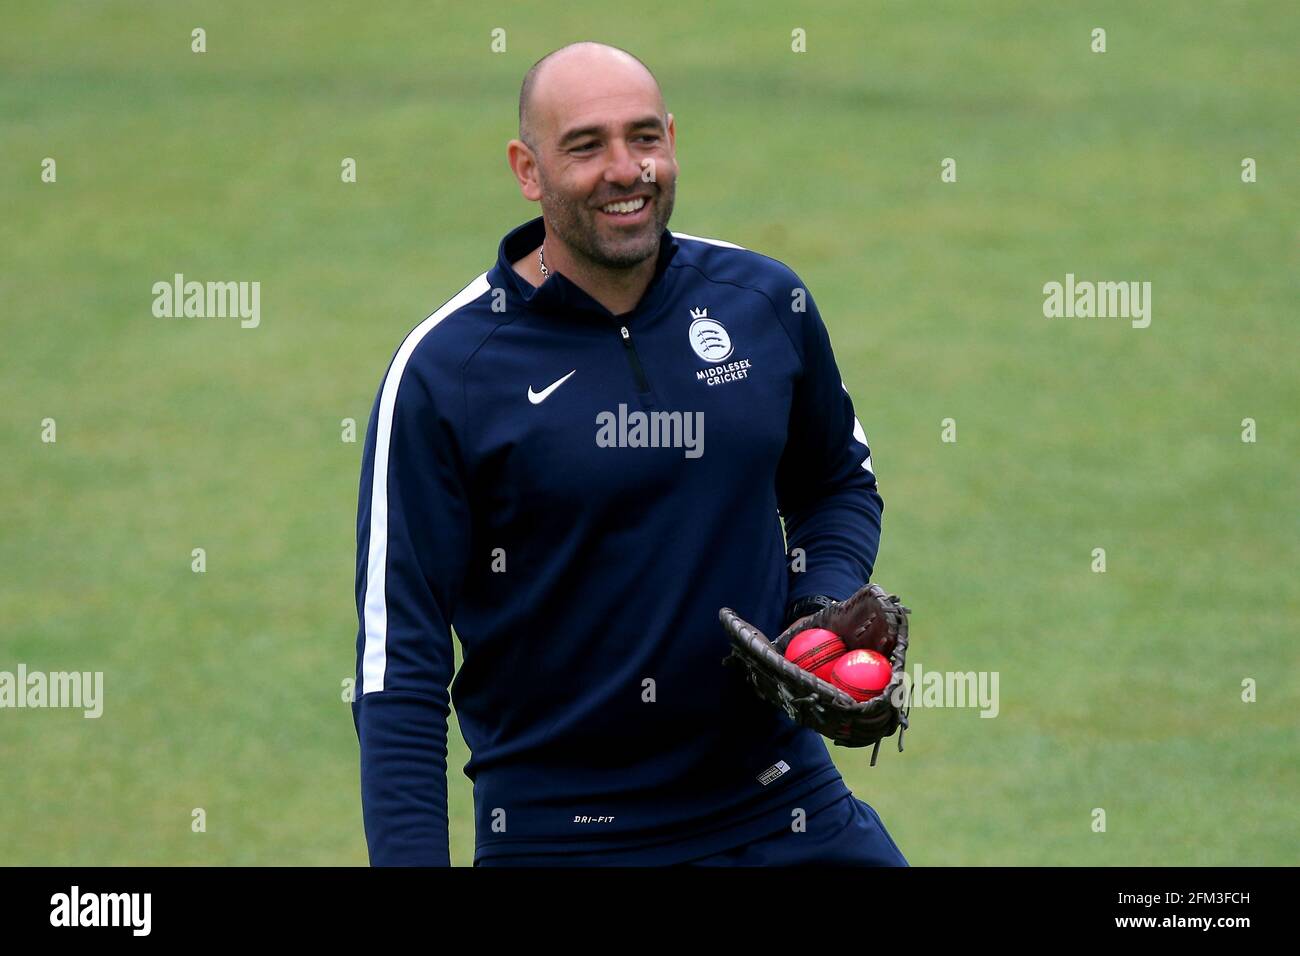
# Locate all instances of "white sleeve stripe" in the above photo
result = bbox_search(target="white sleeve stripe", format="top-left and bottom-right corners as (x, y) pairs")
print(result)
(362, 273), (491, 695)
(843, 380), (875, 474)
(670, 230), (745, 249)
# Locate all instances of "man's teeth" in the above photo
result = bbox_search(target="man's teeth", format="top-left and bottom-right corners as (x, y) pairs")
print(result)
(601, 197), (647, 214)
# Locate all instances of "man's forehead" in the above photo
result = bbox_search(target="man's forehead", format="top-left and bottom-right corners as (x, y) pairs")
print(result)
(552, 101), (665, 139)
(537, 83), (664, 140)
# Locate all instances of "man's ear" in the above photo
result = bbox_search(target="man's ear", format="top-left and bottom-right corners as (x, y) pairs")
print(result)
(506, 139), (543, 202)
(665, 113), (680, 179)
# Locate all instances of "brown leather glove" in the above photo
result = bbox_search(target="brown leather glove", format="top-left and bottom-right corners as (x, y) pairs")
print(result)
(720, 582), (911, 764)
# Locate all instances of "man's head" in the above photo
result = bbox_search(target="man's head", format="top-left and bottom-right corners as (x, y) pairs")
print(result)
(508, 42), (678, 271)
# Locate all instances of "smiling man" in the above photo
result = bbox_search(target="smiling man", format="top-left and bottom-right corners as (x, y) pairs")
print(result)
(505, 45), (678, 314)
(352, 41), (907, 866)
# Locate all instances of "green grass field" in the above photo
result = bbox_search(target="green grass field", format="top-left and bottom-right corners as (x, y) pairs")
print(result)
(1, 1), (1295, 865)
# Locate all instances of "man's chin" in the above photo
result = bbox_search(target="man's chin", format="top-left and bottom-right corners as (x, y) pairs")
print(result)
(593, 248), (660, 270)
(584, 232), (662, 269)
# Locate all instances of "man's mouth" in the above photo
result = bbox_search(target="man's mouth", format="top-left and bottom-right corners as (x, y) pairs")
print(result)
(597, 195), (651, 223)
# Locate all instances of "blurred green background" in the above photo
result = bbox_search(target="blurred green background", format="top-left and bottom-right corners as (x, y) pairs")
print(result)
(1, 1), (1295, 865)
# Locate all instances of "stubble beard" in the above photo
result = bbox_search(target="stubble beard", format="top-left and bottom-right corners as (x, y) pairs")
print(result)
(539, 169), (677, 271)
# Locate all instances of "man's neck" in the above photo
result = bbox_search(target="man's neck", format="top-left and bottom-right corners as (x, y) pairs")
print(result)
(511, 238), (659, 317)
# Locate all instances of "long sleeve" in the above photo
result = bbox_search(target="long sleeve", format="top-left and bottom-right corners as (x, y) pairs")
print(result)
(774, 282), (884, 604)
(352, 347), (471, 867)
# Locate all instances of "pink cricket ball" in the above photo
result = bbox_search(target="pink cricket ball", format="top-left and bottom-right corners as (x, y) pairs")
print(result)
(784, 628), (847, 682)
(830, 649), (892, 701)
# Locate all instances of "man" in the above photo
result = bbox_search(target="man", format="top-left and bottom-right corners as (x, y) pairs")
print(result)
(352, 41), (907, 866)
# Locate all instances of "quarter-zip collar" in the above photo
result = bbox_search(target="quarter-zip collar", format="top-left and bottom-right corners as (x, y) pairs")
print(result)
(490, 215), (680, 322)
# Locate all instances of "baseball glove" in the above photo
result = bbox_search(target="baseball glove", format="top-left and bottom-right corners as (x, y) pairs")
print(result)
(720, 582), (911, 765)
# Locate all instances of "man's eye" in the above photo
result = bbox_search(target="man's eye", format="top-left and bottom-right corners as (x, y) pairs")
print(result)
(638, 135), (660, 143)
(572, 142), (598, 152)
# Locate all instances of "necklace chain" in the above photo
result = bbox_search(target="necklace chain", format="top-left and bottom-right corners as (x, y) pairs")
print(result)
(538, 244), (549, 279)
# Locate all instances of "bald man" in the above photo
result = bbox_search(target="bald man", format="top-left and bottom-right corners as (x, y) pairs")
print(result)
(352, 41), (907, 866)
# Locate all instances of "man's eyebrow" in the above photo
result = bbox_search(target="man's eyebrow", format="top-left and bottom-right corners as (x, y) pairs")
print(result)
(556, 116), (666, 147)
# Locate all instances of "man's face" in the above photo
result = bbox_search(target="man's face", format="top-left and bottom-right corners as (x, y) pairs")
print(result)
(533, 102), (678, 270)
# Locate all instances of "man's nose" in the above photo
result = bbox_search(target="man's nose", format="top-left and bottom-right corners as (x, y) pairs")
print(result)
(603, 139), (644, 186)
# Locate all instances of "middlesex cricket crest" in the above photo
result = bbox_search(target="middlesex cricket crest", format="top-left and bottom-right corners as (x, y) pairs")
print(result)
(687, 307), (752, 386)
(688, 307), (733, 362)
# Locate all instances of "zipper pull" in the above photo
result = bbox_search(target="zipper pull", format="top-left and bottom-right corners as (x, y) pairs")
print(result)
(618, 324), (651, 393)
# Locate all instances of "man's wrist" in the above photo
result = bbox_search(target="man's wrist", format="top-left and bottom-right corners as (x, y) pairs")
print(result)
(784, 593), (837, 629)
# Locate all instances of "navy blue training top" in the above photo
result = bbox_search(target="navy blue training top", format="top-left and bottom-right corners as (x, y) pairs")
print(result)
(352, 215), (883, 865)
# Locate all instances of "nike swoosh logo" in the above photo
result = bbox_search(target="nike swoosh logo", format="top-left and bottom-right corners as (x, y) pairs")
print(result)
(528, 369), (577, 404)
